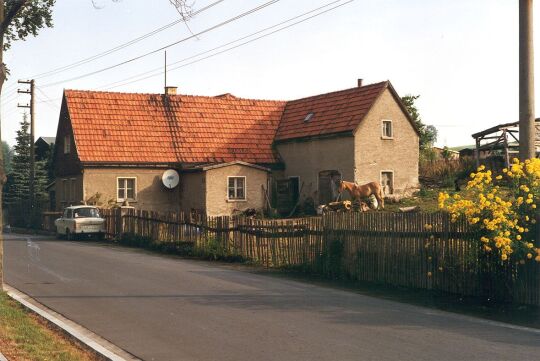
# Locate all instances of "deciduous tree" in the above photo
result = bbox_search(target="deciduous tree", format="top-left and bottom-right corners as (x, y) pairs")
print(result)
(401, 94), (438, 150)
(0, 0), (55, 284)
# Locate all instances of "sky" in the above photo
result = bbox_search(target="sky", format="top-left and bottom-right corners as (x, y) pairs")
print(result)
(0, 0), (536, 148)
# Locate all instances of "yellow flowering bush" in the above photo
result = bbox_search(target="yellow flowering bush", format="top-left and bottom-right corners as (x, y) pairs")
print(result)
(438, 158), (540, 264)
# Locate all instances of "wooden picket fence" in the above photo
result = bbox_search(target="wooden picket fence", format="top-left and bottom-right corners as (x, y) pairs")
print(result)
(81, 209), (540, 306)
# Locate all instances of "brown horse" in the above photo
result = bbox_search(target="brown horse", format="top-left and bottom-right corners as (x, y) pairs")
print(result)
(337, 180), (385, 210)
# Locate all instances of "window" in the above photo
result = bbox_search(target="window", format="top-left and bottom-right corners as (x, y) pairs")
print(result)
(70, 178), (77, 202)
(318, 170), (342, 205)
(228, 177), (246, 201)
(62, 179), (68, 202)
(289, 176), (300, 204)
(304, 112), (314, 123)
(381, 171), (394, 195)
(64, 135), (71, 154)
(117, 178), (136, 202)
(381, 120), (393, 138)
(73, 207), (100, 218)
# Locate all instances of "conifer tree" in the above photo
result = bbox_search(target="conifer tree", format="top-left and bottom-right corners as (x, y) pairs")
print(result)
(4, 114), (48, 226)
(5, 114), (31, 207)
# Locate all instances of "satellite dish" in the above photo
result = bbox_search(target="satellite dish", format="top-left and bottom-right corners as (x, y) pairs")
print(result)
(162, 169), (180, 189)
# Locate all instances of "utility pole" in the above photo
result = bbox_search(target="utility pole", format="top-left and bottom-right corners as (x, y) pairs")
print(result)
(17, 79), (35, 227)
(519, 0), (536, 161)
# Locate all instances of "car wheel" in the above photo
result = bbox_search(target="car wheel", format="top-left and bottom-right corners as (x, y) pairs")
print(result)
(66, 228), (73, 241)
(56, 229), (64, 240)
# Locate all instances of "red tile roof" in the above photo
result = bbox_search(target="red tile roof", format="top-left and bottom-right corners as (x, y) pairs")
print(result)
(275, 81), (389, 142)
(64, 90), (286, 164)
(63, 81), (413, 165)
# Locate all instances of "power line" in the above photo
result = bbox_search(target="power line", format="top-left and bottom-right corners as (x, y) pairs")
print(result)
(14, 0), (353, 107)
(98, 0), (345, 91)
(102, 0), (354, 91)
(27, 0), (226, 80)
(41, 0), (281, 88)
(1, 90), (19, 104)
(35, 86), (60, 109)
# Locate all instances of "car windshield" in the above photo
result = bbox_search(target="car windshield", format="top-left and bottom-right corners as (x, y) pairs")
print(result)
(73, 208), (100, 218)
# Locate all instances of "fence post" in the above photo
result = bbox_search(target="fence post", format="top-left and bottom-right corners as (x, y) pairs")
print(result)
(531, 210), (540, 305)
(119, 206), (134, 238)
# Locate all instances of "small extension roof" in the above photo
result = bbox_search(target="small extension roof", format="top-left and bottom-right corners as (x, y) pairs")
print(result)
(36, 136), (56, 145)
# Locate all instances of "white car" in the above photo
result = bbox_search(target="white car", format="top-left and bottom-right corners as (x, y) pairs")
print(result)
(55, 206), (106, 240)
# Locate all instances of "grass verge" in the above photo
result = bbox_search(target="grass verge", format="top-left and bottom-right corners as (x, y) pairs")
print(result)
(0, 292), (101, 361)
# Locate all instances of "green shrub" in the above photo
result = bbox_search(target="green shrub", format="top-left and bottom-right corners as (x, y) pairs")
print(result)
(119, 233), (195, 256)
(314, 238), (345, 279)
(195, 236), (244, 262)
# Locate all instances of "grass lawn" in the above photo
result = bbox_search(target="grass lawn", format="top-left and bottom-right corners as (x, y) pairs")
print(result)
(383, 187), (452, 213)
(0, 292), (100, 361)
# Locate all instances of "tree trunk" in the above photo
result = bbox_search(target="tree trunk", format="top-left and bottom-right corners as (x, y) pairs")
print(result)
(0, 0), (6, 291)
(0, 0), (6, 287)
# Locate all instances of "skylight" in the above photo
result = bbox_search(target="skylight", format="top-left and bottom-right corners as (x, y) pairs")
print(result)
(304, 112), (314, 122)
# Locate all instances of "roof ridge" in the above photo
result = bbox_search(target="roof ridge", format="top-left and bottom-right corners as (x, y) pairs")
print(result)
(287, 81), (389, 103)
(64, 89), (287, 104)
(64, 83), (390, 104)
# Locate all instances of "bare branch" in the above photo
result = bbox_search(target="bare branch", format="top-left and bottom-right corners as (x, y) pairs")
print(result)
(169, 0), (194, 20)
(169, 0), (198, 38)
(91, 0), (122, 10)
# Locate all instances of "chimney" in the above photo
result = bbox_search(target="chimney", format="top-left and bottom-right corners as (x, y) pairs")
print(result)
(357, 79), (363, 87)
(165, 86), (177, 96)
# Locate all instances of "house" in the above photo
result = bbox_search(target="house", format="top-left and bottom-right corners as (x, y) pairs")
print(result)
(52, 80), (419, 216)
(35, 136), (55, 161)
(274, 80), (419, 203)
(53, 86), (284, 215)
(432, 146), (459, 161)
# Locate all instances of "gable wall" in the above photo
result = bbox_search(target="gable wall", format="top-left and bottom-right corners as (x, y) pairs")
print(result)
(354, 88), (419, 193)
(54, 102), (82, 177)
(275, 137), (355, 204)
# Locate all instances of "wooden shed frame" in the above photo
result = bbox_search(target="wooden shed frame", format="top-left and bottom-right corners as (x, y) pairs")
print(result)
(471, 119), (540, 167)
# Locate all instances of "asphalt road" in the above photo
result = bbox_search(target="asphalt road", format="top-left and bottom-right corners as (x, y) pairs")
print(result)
(4, 234), (540, 361)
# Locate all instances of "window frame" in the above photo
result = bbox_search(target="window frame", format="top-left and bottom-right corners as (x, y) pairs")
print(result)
(116, 177), (137, 203)
(227, 176), (247, 202)
(70, 178), (77, 202)
(317, 170), (342, 205)
(64, 135), (71, 154)
(380, 170), (395, 195)
(61, 179), (68, 202)
(381, 119), (394, 139)
(289, 176), (301, 204)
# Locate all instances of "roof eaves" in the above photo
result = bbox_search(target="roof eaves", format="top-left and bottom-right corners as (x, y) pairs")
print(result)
(82, 161), (177, 169)
(386, 82), (421, 136)
(197, 161), (271, 172)
(274, 130), (355, 144)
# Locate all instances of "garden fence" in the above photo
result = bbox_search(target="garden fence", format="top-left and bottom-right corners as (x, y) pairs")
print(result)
(50, 208), (540, 306)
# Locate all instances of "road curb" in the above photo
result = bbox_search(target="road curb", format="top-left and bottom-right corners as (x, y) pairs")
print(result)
(3, 284), (140, 361)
